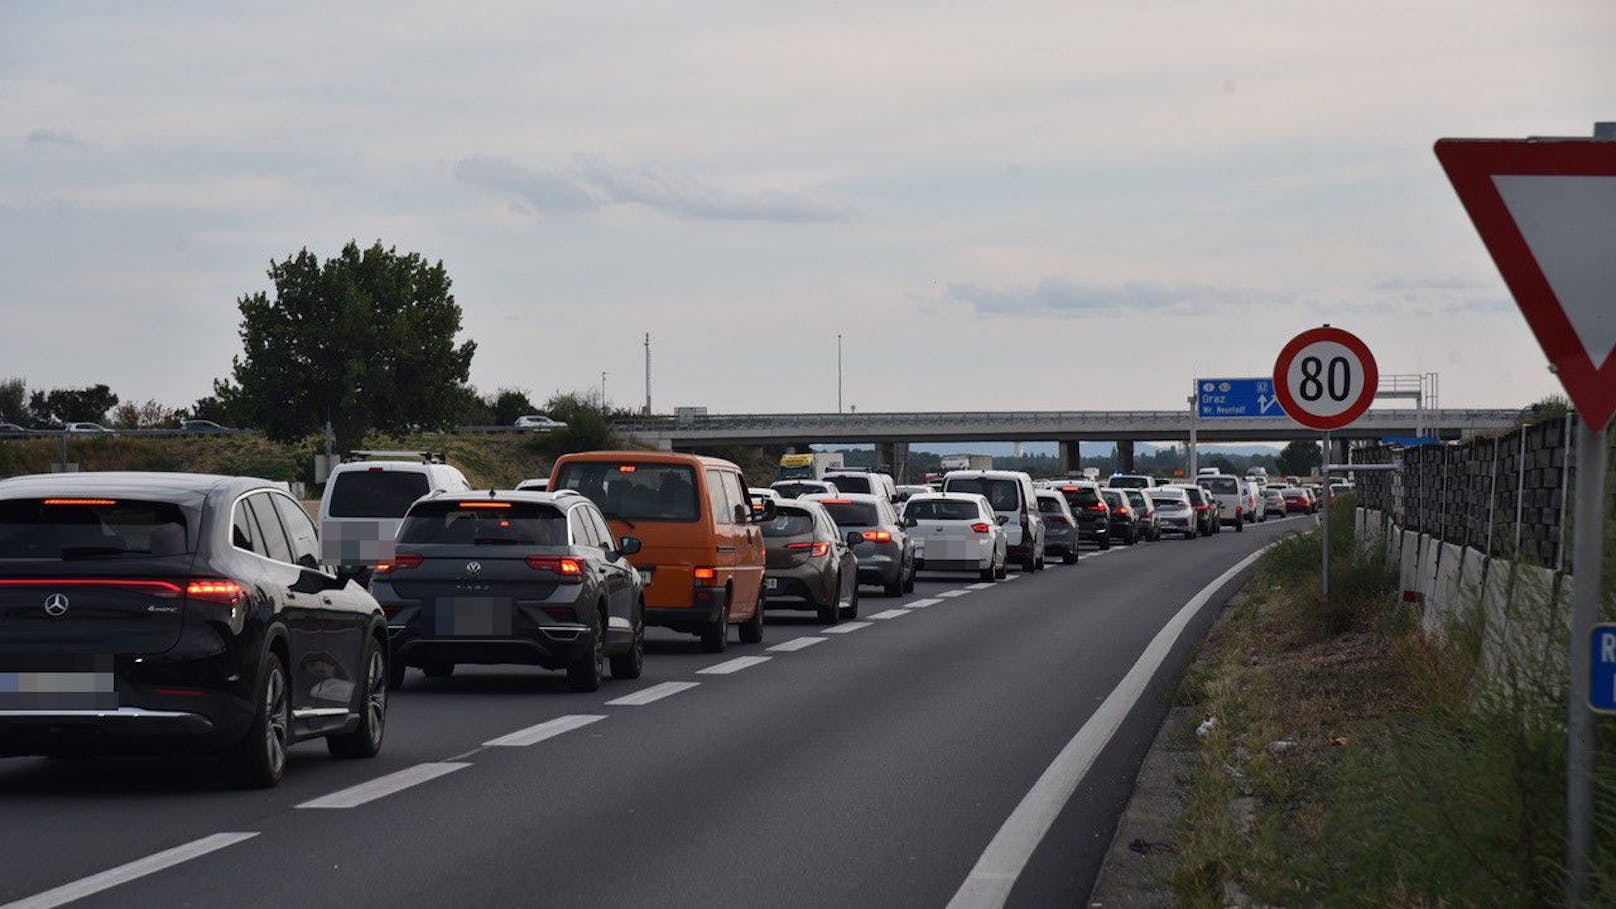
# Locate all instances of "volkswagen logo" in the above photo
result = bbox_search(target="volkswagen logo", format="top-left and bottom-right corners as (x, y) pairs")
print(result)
(43, 593), (70, 617)
(464, 561), (483, 577)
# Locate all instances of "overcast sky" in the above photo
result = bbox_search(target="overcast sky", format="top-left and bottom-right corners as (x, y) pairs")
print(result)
(3, 1), (1613, 417)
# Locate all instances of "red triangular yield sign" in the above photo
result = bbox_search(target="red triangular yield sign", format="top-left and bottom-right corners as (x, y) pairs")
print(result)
(1435, 138), (1616, 430)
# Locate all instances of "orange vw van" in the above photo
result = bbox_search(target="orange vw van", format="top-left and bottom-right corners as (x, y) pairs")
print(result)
(550, 451), (768, 652)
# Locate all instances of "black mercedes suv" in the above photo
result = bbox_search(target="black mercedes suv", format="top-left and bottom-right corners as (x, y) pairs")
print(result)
(369, 490), (646, 693)
(0, 472), (390, 788)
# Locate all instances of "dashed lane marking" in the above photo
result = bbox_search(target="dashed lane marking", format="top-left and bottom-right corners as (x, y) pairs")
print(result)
(606, 682), (700, 706)
(767, 636), (827, 652)
(297, 762), (471, 809)
(0, 832), (260, 909)
(905, 598), (944, 609)
(697, 656), (772, 675)
(484, 714), (607, 748)
(822, 621), (872, 634)
(867, 609), (909, 620)
(938, 589), (971, 598)
(966, 582), (996, 590)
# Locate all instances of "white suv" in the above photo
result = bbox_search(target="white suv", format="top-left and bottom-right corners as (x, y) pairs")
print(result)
(1195, 473), (1248, 531)
(941, 469), (1046, 571)
(318, 451), (471, 573)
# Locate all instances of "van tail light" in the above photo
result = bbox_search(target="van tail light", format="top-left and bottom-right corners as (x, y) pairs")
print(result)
(375, 553), (424, 576)
(185, 578), (246, 607)
(526, 556), (583, 579)
(787, 541), (831, 558)
(970, 522), (992, 533)
(861, 530), (892, 543)
(692, 566), (718, 585)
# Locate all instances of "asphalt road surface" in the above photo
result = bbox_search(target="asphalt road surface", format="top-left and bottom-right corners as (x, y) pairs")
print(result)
(0, 516), (1309, 909)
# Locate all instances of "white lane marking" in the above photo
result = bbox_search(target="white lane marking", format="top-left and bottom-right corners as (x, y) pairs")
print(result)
(483, 714), (608, 748)
(822, 621), (872, 634)
(966, 582), (996, 590)
(606, 682), (700, 706)
(938, 589), (971, 598)
(298, 762), (471, 808)
(0, 832), (259, 909)
(946, 543), (1274, 909)
(867, 608), (910, 620)
(906, 597), (944, 609)
(768, 636), (827, 652)
(697, 655), (772, 675)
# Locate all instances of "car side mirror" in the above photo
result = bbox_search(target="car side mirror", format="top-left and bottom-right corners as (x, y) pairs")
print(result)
(889, 494), (901, 505)
(995, 514), (1009, 525)
(902, 516), (917, 528)
(753, 500), (778, 523)
(846, 531), (866, 548)
(618, 536), (642, 556)
(734, 503), (751, 524)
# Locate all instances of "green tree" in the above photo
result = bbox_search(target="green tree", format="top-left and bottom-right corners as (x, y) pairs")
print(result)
(1206, 454), (1237, 474)
(217, 241), (476, 450)
(1276, 439), (1322, 477)
(28, 384), (120, 425)
(490, 388), (538, 425)
(0, 378), (26, 424)
(182, 394), (237, 425)
(109, 400), (178, 429)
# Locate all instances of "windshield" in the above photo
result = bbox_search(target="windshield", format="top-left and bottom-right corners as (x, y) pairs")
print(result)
(0, 498), (190, 559)
(398, 501), (568, 546)
(824, 474), (871, 494)
(818, 501), (879, 526)
(907, 499), (982, 521)
(1201, 477), (1238, 494)
(761, 510), (816, 537)
(1108, 476), (1148, 489)
(772, 482), (828, 499)
(553, 462), (700, 522)
(328, 470), (431, 518)
(943, 478), (1020, 511)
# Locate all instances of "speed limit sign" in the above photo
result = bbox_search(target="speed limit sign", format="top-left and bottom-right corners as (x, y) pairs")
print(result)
(1272, 325), (1378, 430)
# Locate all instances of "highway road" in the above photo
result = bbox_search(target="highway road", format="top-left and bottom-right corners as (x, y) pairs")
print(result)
(0, 516), (1309, 909)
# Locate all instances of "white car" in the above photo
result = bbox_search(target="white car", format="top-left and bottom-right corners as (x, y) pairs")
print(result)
(65, 422), (115, 435)
(904, 492), (1008, 581)
(514, 414), (567, 432)
(771, 479), (840, 499)
(823, 469), (899, 504)
(318, 452), (471, 573)
(1244, 480), (1266, 523)
(515, 477), (550, 492)
(941, 469), (1046, 571)
(1146, 486), (1199, 538)
(1195, 473), (1248, 531)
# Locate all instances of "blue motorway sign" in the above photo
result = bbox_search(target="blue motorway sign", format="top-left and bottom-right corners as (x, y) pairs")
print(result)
(1196, 378), (1287, 419)
(1592, 623), (1616, 715)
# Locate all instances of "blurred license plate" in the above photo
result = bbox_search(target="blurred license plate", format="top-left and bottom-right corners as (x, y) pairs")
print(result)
(0, 671), (118, 709)
(638, 569), (653, 586)
(765, 578), (779, 591)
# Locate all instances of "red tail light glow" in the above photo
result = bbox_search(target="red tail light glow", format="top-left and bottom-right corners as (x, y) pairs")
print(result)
(970, 522), (992, 533)
(861, 530), (892, 542)
(457, 501), (510, 509)
(185, 578), (245, 606)
(525, 556), (583, 576)
(375, 553), (424, 576)
(0, 578), (182, 595)
(787, 541), (831, 557)
(692, 566), (718, 583)
(1086, 503), (1107, 512)
(42, 498), (118, 506)
(1116, 506), (1131, 515)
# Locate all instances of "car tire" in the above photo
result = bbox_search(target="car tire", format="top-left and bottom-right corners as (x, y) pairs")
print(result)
(817, 590), (841, 625)
(386, 657), (407, 691)
(700, 593), (729, 653)
(902, 559), (916, 593)
(883, 571), (903, 597)
(839, 584), (860, 620)
(224, 651), (290, 789)
(994, 556), (1008, 580)
(1098, 533), (1111, 551)
(421, 661), (454, 680)
(568, 612), (606, 692)
(979, 563), (996, 582)
(609, 604), (645, 680)
(1236, 517), (1245, 533)
(1125, 527), (1138, 546)
(328, 638), (387, 759)
(1062, 550), (1078, 565)
(738, 589), (764, 644)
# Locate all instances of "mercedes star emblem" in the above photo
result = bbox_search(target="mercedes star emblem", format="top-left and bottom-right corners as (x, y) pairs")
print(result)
(44, 593), (70, 617)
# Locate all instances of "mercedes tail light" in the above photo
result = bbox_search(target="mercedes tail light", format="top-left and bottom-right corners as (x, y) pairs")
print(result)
(184, 578), (246, 607)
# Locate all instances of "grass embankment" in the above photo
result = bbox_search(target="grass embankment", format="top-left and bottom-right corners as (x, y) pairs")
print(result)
(1175, 503), (1616, 907)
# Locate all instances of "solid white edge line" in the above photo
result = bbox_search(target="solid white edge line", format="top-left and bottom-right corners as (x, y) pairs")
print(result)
(867, 608), (910, 620)
(767, 636), (827, 652)
(0, 832), (259, 909)
(906, 598), (944, 609)
(822, 621), (872, 634)
(697, 655), (772, 675)
(945, 543), (1274, 909)
(297, 762), (472, 808)
(484, 714), (608, 747)
(606, 681), (701, 706)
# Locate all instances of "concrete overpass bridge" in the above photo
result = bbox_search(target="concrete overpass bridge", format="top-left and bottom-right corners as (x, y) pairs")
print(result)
(616, 408), (1521, 476)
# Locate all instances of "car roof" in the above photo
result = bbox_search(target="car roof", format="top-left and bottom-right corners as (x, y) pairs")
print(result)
(944, 469), (1029, 480)
(0, 471), (266, 503)
(418, 489), (585, 509)
(908, 492), (986, 502)
(555, 449), (741, 470)
(804, 492), (885, 505)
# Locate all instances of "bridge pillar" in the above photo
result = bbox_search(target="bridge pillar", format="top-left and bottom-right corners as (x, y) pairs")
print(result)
(1116, 440), (1136, 474)
(1059, 440), (1081, 475)
(1329, 437), (1351, 467)
(876, 441), (909, 484)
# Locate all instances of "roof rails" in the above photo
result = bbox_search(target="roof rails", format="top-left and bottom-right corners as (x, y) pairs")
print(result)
(343, 450), (446, 464)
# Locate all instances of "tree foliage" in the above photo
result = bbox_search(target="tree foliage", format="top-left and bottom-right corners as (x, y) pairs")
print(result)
(109, 400), (179, 430)
(216, 241), (476, 449)
(490, 388), (538, 426)
(1276, 439), (1322, 477)
(28, 384), (120, 426)
(0, 378), (25, 424)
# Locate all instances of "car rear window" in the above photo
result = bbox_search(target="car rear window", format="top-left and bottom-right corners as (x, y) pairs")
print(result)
(1124, 490), (1149, 508)
(1149, 493), (1187, 506)
(1101, 490), (1125, 507)
(818, 501), (879, 526)
(1202, 477), (1239, 494)
(398, 501), (567, 546)
(760, 509), (816, 537)
(328, 470), (431, 518)
(1036, 496), (1066, 514)
(553, 462), (700, 522)
(943, 478), (1020, 511)
(0, 498), (190, 559)
(1108, 476), (1148, 488)
(1060, 487), (1102, 508)
(907, 499), (981, 521)
(1183, 488), (1207, 505)
(772, 482), (827, 499)
(825, 474), (871, 494)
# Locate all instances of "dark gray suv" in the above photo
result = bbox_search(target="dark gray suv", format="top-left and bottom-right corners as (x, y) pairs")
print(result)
(371, 490), (645, 692)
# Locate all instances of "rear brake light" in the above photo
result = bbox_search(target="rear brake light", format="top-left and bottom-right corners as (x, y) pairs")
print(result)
(861, 530), (892, 542)
(970, 522), (992, 533)
(185, 578), (245, 606)
(525, 556), (583, 577)
(375, 553), (424, 576)
(820, 498), (852, 505)
(787, 541), (831, 557)
(693, 566), (718, 583)
(42, 498), (118, 506)
(457, 501), (510, 509)
(617, 465), (638, 472)
(0, 578), (183, 596)
(1087, 503), (1107, 512)
(1116, 506), (1131, 515)
(1194, 504), (1208, 512)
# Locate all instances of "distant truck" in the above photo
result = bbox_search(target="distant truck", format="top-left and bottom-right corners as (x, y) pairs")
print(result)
(939, 454), (994, 473)
(777, 451), (845, 480)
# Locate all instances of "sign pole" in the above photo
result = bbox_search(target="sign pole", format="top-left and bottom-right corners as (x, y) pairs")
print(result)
(1566, 417), (1606, 907)
(1187, 389), (1199, 477)
(1321, 431), (1331, 608)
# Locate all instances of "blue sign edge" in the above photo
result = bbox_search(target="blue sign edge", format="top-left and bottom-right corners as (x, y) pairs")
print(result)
(1592, 622), (1616, 716)
(1193, 377), (1287, 420)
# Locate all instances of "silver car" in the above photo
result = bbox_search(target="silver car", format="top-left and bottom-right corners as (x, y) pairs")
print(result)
(905, 492), (1008, 581)
(1147, 486), (1199, 538)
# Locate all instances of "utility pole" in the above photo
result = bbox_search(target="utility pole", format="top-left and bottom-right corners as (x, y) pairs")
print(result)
(643, 333), (652, 415)
(837, 334), (844, 414)
(1187, 389), (1199, 476)
(600, 371), (607, 409)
